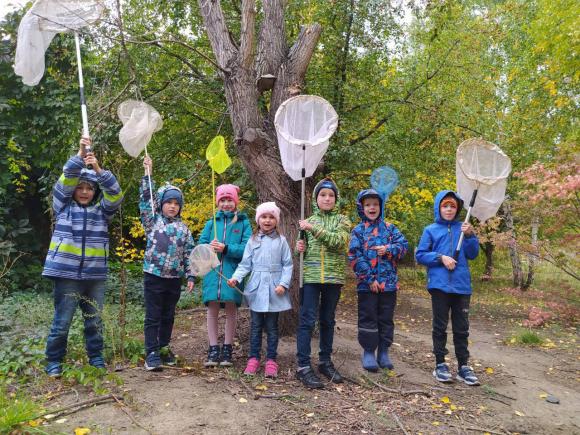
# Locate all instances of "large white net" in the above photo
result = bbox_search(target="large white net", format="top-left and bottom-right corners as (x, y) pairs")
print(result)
(14, 0), (104, 86)
(274, 95), (338, 181)
(456, 138), (511, 222)
(189, 244), (220, 277)
(118, 100), (163, 157)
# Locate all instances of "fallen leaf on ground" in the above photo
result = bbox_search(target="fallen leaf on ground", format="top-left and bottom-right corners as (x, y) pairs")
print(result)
(485, 367), (494, 374)
(55, 418), (67, 424)
(74, 428), (91, 435)
(440, 396), (450, 404)
(255, 384), (268, 391)
(539, 393), (548, 399)
(306, 413), (314, 417)
(514, 410), (525, 417)
(432, 421), (440, 426)
(239, 398), (248, 403)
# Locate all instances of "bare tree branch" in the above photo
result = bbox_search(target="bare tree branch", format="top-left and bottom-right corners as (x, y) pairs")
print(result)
(239, 0), (256, 69)
(197, 0), (238, 72)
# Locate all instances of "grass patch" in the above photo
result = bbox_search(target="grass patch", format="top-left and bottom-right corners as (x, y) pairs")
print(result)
(506, 329), (544, 346)
(0, 385), (44, 434)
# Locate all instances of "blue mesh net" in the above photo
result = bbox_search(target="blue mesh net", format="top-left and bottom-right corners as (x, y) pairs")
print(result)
(370, 166), (399, 200)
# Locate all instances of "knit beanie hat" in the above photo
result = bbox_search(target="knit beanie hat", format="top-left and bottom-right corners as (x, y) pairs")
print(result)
(162, 188), (183, 208)
(79, 168), (98, 190)
(440, 196), (458, 208)
(216, 184), (240, 206)
(255, 201), (281, 224)
(314, 178), (338, 199)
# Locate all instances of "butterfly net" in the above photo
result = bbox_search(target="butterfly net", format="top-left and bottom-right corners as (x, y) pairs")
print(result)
(118, 100), (163, 158)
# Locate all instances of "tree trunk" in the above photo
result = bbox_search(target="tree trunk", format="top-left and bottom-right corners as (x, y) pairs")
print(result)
(480, 241), (494, 281)
(523, 214), (539, 290)
(198, 0), (323, 333)
(502, 198), (524, 288)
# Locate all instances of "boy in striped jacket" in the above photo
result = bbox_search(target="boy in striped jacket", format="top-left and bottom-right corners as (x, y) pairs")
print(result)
(43, 137), (123, 377)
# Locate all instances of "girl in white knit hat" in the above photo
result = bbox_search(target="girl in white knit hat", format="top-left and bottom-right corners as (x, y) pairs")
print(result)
(228, 202), (293, 378)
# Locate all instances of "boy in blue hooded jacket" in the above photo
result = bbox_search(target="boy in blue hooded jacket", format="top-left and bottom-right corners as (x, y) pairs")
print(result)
(140, 156), (195, 371)
(348, 189), (408, 372)
(415, 190), (480, 386)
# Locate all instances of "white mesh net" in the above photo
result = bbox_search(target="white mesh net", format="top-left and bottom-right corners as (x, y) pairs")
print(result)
(456, 138), (511, 222)
(274, 95), (338, 181)
(14, 0), (104, 86)
(189, 244), (220, 277)
(118, 100), (163, 157)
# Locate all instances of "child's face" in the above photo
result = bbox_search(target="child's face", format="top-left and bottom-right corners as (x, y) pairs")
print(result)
(218, 197), (236, 212)
(317, 188), (336, 211)
(162, 199), (180, 218)
(73, 182), (95, 205)
(362, 197), (381, 221)
(440, 201), (458, 221)
(258, 212), (277, 233)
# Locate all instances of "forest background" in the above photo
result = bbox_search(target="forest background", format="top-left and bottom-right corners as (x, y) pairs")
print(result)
(0, 0), (578, 432)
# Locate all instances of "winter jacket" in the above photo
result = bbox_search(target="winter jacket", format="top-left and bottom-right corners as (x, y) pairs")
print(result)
(348, 189), (408, 293)
(299, 179), (351, 284)
(43, 155), (123, 280)
(140, 177), (195, 280)
(415, 190), (479, 295)
(232, 231), (293, 312)
(198, 210), (252, 305)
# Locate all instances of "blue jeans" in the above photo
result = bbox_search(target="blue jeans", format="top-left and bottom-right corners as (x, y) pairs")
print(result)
(296, 283), (342, 367)
(249, 311), (280, 360)
(45, 278), (105, 363)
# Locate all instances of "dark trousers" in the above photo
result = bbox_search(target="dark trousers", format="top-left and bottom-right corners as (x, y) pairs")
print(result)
(249, 311), (280, 360)
(296, 283), (342, 367)
(357, 291), (397, 352)
(430, 289), (470, 366)
(45, 278), (105, 362)
(143, 273), (182, 354)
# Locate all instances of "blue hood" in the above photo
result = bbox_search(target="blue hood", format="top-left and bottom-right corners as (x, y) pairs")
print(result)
(77, 168), (101, 206)
(356, 188), (384, 221)
(433, 190), (464, 224)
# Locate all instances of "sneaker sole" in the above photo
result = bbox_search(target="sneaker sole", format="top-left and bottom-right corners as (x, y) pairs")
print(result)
(144, 364), (162, 372)
(47, 372), (62, 378)
(433, 370), (453, 383)
(204, 361), (219, 367)
(219, 361), (233, 367)
(456, 375), (479, 386)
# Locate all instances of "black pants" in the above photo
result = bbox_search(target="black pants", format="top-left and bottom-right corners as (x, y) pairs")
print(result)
(357, 291), (397, 352)
(430, 289), (470, 366)
(143, 273), (182, 354)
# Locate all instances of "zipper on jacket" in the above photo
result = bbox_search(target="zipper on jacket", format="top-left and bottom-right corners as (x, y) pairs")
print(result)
(52, 238), (64, 259)
(78, 207), (88, 278)
(448, 224), (452, 285)
(217, 217), (228, 300)
(320, 245), (325, 284)
(104, 242), (108, 266)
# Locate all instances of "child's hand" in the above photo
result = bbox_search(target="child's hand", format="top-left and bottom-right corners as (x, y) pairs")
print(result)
(373, 245), (387, 256)
(187, 280), (194, 293)
(370, 280), (380, 293)
(78, 136), (92, 157)
(227, 278), (238, 288)
(210, 239), (225, 253)
(275, 285), (285, 295)
(143, 156), (153, 175)
(84, 153), (101, 174)
(298, 220), (313, 231)
(461, 223), (474, 236)
(296, 240), (306, 253)
(441, 255), (457, 270)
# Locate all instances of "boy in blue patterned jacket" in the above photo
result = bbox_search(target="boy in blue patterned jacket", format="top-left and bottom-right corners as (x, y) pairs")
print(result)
(348, 189), (408, 372)
(43, 137), (123, 377)
(140, 156), (195, 371)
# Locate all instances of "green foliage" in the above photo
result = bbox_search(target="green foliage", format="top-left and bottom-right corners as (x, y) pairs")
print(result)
(0, 336), (45, 379)
(0, 385), (43, 434)
(61, 365), (123, 395)
(508, 329), (544, 346)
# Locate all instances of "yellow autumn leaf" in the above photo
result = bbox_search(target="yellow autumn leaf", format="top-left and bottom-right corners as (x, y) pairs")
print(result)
(445, 409), (453, 415)
(485, 367), (494, 374)
(27, 420), (41, 427)
(432, 421), (440, 426)
(254, 384), (268, 391)
(386, 369), (396, 377)
(306, 413), (315, 417)
(514, 410), (525, 417)
(539, 393), (548, 399)
(74, 428), (91, 435)
(431, 404), (443, 409)
(440, 396), (450, 404)
(450, 404), (457, 411)
(239, 398), (248, 403)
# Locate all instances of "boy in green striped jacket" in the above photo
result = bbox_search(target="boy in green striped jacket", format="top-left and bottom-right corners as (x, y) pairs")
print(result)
(295, 178), (351, 389)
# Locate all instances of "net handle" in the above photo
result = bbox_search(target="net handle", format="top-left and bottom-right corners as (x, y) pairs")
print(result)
(74, 32), (92, 169)
(453, 188), (478, 260)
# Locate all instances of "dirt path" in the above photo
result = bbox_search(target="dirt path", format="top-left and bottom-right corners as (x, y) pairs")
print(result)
(47, 292), (579, 434)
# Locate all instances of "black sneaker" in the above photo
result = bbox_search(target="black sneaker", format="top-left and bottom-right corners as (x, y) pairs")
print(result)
(296, 367), (324, 389)
(89, 356), (106, 369)
(46, 361), (62, 378)
(160, 347), (177, 366)
(144, 351), (163, 371)
(204, 345), (221, 367)
(220, 344), (233, 367)
(318, 361), (344, 384)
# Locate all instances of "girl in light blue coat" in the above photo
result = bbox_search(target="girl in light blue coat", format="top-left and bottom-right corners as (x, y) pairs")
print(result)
(228, 202), (293, 378)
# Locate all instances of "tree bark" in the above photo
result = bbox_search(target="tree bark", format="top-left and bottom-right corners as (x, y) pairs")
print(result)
(523, 214), (539, 290)
(197, 0), (323, 333)
(502, 198), (524, 288)
(480, 241), (494, 281)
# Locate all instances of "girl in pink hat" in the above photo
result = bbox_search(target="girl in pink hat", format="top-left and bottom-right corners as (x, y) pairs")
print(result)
(198, 184), (252, 367)
(228, 202), (293, 378)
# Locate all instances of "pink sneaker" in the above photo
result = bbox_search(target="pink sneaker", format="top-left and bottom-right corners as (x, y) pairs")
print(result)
(244, 357), (260, 375)
(264, 359), (278, 378)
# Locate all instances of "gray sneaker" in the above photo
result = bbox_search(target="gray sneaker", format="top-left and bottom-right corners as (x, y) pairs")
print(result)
(433, 363), (453, 383)
(456, 365), (480, 386)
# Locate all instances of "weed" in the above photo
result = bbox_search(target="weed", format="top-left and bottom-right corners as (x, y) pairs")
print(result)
(0, 384), (44, 433)
(506, 329), (544, 346)
(61, 365), (123, 395)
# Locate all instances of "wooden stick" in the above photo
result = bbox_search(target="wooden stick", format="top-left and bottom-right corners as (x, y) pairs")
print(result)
(36, 394), (116, 419)
(449, 423), (506, 435)
(392, 413), (409, 435)
(363, 375), (431, 397)
(239, 378), (259, 400)
(112, 394), (153, 434)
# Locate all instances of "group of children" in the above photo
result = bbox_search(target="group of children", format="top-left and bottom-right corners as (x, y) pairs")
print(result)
(42, 137), (480, 388)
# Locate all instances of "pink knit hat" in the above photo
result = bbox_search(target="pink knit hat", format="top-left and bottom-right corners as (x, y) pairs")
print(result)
(255, 201), (281, 224)
(216, 184), (240, 206)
